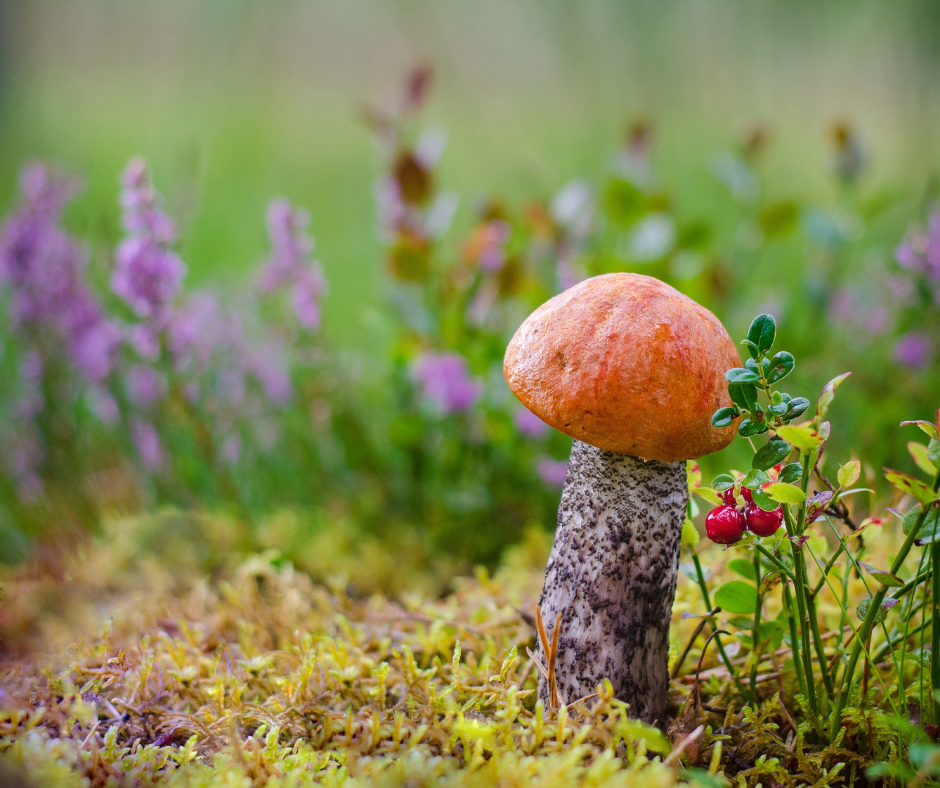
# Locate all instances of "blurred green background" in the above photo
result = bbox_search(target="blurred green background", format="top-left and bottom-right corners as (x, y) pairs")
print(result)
(2, 0), (939, 350)
(2, 1), (940, 577)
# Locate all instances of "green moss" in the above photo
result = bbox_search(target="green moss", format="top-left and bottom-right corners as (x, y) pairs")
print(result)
(0, 514), (932, 786)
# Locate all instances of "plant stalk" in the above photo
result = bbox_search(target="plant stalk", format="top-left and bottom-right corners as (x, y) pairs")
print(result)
(828, 468), (940, 742)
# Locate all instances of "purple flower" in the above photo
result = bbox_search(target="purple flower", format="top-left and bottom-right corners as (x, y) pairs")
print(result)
(290, 267), (324, 330)
(70, 315), (121, 382)
(132, 419), (164, 471)
(250, 350), (292, 406)
(894, 332), (931, 369)
(88, 386), (120, 425)
(169, 292), (224, 370)
(0, 163), (119, 381)
(258, 198), (326, 331)
(514, 406), (549, 439)
(537, 457), (569, 488)
(111, 158), (185, 325)
(125, 364), (167, 409)
(412, 351), (481, 414)
(896, 210), (940, 282)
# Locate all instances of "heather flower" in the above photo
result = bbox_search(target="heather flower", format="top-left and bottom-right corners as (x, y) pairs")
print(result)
(537, 456), (569, 488)
(412, 351), (481, 414)
(894, 332), (931, 369)
(70, 317), (121, 382)
(88, 387), (120, 425)
(259, 199), (326, 331)
(895, 210), (940, 282)
(169, 292), (224, 371)
(250, 350), (292, 406)
(514, 406), (549, 439)
(0, 163), (119, 381)
(125, 364), (167, 409)
(291, 267), (324, 330)
(132, 419), (164, 472)
(112, 158), (185, 325)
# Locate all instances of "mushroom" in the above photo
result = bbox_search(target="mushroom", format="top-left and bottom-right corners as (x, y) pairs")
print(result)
(504, 272), (739, 724)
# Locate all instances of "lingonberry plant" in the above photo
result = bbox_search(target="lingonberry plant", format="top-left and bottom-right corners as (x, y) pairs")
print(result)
(686, 311), (940, 769)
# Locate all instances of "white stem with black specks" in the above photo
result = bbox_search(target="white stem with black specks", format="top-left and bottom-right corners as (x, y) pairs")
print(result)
(537, 439), (688, 725)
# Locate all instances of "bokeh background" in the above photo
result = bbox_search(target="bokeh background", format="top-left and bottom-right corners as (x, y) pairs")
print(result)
(1, 0), (940, 589)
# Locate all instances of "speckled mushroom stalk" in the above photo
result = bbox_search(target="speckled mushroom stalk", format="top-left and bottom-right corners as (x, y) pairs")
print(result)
(537, 440), (688, 725)
(504, 273), (740, 726)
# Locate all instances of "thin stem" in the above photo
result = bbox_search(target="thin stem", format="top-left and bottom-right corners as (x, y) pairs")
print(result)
(809, 541), (901, 721)
(828, 467), (940, 742)
(782, 503), (819, 719)
(794, 452), (834, 701)
(751, 541), (795, 581)
(932, 540), (940, 723)
(751, 550), (763, 704)
(781, 581), (813, 724)
(691, 552), (742, 690)
(810, 538), (848, 601)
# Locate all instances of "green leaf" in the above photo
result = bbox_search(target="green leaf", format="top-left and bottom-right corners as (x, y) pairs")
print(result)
(901, 420), (938, 439)
(902, 506), (924, 535)
(816, 372), (852, 421)
(726, 368), (760, 384)
(755, 619), (786, 648)
(929, 438), (940, 466)
(915, 509), (940, 545)
(778, 463), (802, 483)
(752, 439), (791, 471)
(737, 418), (767, 437)
(742, 469), (771, 489)
(837, 459), (861, 489)
(746, 314), (776, 354)
(692, 487), (723, 506)
(908, 442), (938, 477)
(712, 474), (736, 492)
(858, 562), (905, 587)
(752, 486), (778, 511)
(857, 596), (896, 624)
(884, 468), (937, 505)
(766, 351), (795, 384)
(728, 558), (757, 581)
(764, 482), (806, 505)
(715, 581), (759, 614)
(728, 382), (758, 412)
(711, 407), (738, 428)
(776, 425), (823, 452)
(783, 396), (810, 421)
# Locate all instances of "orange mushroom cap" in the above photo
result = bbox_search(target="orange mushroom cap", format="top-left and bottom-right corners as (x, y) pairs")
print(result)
(504, 273), (740, 461)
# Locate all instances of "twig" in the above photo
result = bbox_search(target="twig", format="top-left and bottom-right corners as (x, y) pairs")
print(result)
(664, 725), (704, 766)
(671, 610), (716, 680)
(535, 605), (564, 709)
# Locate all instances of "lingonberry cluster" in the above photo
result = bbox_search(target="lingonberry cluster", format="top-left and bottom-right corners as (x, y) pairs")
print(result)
(705, 483), (783, 544)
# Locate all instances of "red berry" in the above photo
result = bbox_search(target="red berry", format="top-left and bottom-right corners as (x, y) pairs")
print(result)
(721, 487), (752, 506)
(745, 503), (783, 537)
(706, 505), (746, 545)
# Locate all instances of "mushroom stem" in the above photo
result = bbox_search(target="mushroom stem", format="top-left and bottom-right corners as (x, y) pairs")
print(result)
(537, 439), (689, 725)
